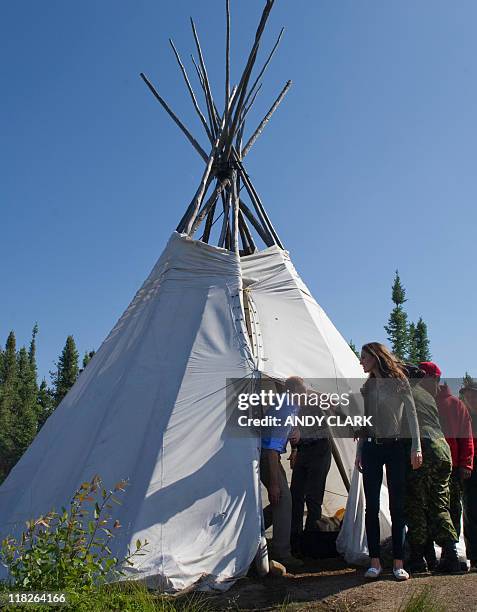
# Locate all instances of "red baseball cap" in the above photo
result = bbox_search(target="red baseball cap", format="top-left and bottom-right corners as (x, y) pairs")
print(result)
(419, 361), (442, 378)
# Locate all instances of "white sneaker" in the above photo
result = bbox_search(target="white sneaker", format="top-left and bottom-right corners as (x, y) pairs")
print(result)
(364, 566), (382, 579)
(393, 567), (409, 581)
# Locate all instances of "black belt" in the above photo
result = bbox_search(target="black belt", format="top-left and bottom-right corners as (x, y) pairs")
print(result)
(366, 437), (400, 445)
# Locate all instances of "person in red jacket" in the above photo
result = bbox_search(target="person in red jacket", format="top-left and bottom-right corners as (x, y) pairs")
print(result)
(461, 381), (477, 568)
(420, 362), (475, 541)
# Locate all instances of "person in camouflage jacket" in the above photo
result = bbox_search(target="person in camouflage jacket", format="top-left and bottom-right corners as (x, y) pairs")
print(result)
(405, 364), (461, 574)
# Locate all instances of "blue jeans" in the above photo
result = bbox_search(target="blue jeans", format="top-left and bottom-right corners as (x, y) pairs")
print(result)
(362, 439), (406, 559)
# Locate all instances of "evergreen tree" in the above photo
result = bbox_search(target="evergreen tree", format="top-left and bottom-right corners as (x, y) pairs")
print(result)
(348, 341), (360, 359)
(37, 379), (55, 428)
(414, 317), (431, 362)
(407, 322), (419, 364)
(51, 336), (79, 406)
(29, 323), (39, 373)
(27, 324), (41, 420)
(0, 345), (3, 441)
(460, 372), (475, 400)
(384, 270), (409, 360)
(13, 348), (38, 463)
(80, 350), (96, 373)
(1, 332), (17, 389)
(0, 344), (4, 411)
(0, 332), (18, 481)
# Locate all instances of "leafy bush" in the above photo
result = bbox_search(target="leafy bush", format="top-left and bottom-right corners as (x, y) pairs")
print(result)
(0, 475), (148, 592)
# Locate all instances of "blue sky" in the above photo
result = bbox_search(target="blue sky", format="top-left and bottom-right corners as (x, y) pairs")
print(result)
(1, 0), (476, 381)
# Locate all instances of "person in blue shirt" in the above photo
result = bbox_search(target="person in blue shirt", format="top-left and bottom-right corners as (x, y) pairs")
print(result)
(260, 376), (305, 571)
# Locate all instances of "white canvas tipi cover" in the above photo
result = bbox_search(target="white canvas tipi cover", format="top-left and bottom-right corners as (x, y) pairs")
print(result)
(0, 232), (388, 591)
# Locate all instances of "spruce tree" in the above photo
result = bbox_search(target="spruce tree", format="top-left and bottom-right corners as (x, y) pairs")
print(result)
(348, 341), (360, 359)
(0, 345), (3, 446)
(1, 332), (17, 389)
(14, 348), (38, 463)
(37, 379), (55, 428)
(0, 344), (4, 410)
(51, 336), (79, 406)
(0, 332), (18, 481)
(460, 372), (474, 400)
(407, 322), (419, 364)
(27, 324), (41, 421)
(414, 317), (431, 362)
(29, 323), (39, 373)
(384, 270), (408, 360)
(80, 350), (96, 373)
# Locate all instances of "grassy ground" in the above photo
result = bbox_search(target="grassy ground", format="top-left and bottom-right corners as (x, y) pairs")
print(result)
(0, 581), (207, 612)
(2, 562), (476, 611)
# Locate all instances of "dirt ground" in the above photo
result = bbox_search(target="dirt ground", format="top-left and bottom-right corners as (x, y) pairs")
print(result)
(205, 559), (477, 611)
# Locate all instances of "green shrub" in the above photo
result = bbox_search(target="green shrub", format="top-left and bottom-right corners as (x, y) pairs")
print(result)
(0, 475), (148, 592)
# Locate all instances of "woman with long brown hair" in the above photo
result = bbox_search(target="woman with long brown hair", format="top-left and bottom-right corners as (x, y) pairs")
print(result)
(356, 342), (423, 580)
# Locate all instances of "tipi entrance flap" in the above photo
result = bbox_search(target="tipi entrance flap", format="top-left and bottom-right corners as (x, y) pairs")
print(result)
(239, 246), (389, 561)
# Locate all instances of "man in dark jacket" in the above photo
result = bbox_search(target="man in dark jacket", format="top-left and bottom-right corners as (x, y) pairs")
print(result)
(461, 381), (477, 569)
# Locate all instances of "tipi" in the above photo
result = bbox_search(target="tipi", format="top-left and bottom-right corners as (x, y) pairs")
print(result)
(0, 0), (390, 592)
